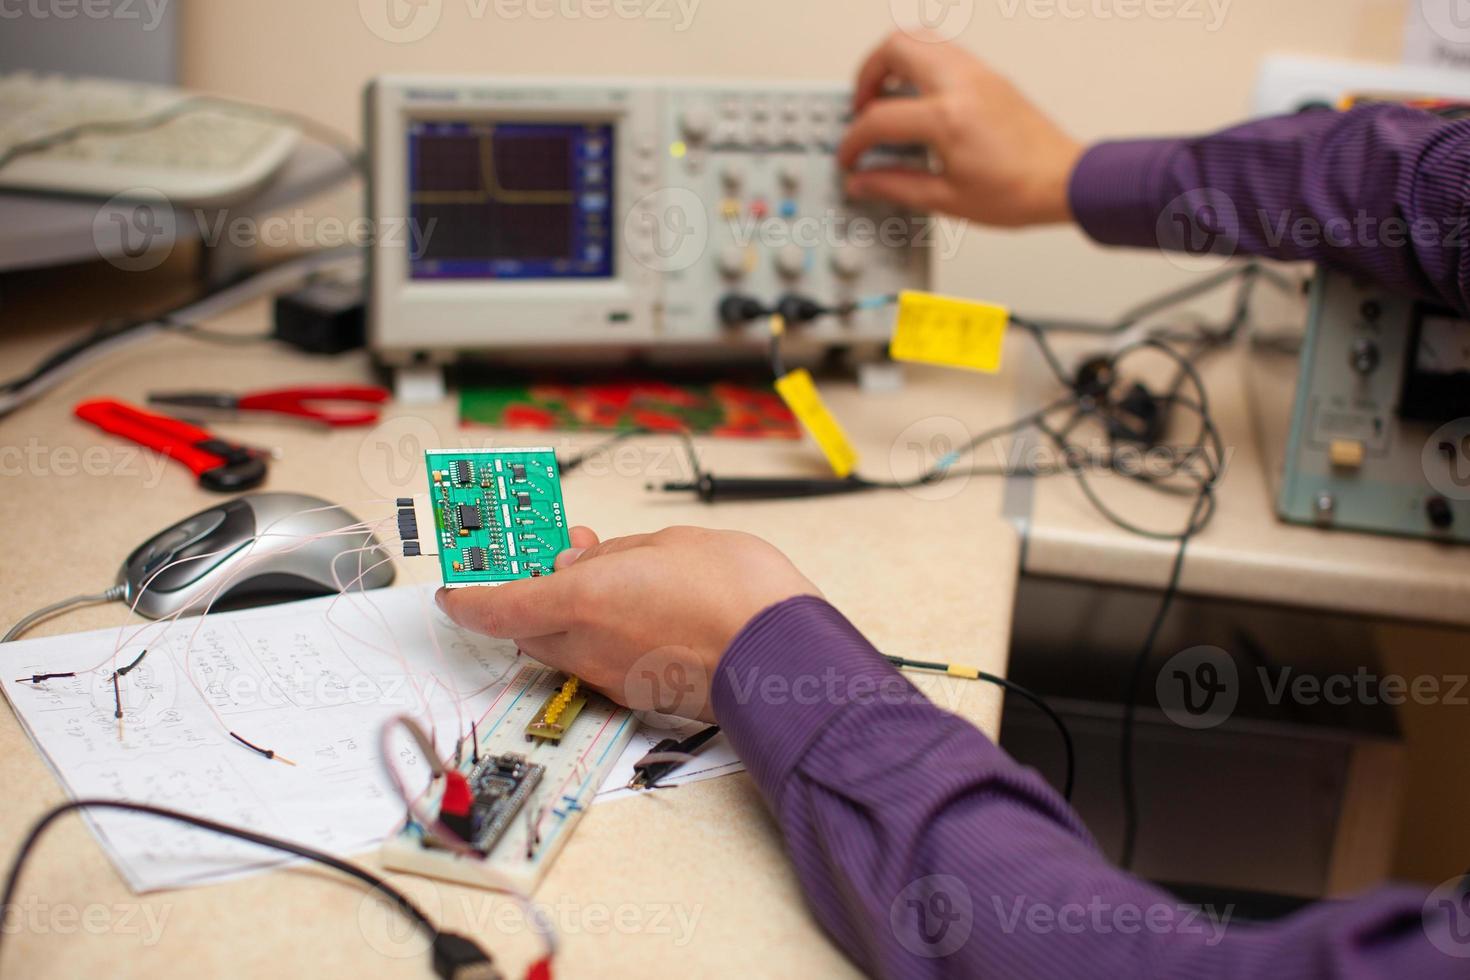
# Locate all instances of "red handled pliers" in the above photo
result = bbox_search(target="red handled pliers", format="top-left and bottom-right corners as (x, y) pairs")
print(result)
(146, 384), (389, 428)
(75, 399), (269, 492)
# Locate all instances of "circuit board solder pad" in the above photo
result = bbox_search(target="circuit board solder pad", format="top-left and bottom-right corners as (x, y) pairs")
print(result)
(423, 449), (569, 588)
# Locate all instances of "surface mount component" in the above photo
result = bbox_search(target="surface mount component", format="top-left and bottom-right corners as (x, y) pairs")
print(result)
(412, 449), (571, 587)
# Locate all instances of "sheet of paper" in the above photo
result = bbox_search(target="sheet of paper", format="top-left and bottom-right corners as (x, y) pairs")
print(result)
(1, 585), (537, 893)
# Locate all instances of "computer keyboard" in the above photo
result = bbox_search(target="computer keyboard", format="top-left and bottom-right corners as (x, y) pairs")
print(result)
(0, 73), (299, 206)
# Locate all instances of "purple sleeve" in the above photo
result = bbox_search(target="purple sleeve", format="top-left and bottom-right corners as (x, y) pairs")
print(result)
(711, 596), (1456, 979)
(1068, 104), (1470, 314)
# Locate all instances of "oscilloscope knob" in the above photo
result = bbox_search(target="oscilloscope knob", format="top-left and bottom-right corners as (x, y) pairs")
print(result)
(720, 162), (745, 190)
(830, 246), (864, 279)
(679, 107), (715, 142)
(717, 246), (748, 279)
(776, 244), (807, 279)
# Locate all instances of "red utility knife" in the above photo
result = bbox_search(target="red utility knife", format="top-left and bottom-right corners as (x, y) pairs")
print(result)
(75, 398), (269, 492)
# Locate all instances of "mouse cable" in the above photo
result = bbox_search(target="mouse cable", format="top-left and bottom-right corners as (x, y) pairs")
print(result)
(0, 799), (509, 980)
(2, 585), (127, 643)
(886, 657), (1075, 802)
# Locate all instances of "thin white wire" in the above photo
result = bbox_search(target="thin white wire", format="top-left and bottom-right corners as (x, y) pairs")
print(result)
(78, 500), (405, 741)
(323, 540), (435, 725)
(103, 497), (398, 664)
(172, 525), (402, 734)
(90, 515), (390, 674)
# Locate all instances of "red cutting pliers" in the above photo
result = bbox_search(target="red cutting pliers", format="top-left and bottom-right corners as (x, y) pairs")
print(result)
(75, 399), (269, 492)
(145, 384), (389, 428)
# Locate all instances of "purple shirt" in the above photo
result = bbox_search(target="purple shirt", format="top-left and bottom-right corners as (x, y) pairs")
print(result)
(710, 106), (1470, 977)
(1069, 103), (1470, 314)
(713, 597), (1458, 978)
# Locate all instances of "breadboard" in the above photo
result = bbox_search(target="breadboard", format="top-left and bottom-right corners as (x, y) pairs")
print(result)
(381, 664), (635, 893)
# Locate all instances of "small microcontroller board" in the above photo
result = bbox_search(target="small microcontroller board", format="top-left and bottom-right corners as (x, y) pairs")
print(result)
(454, 753), (544, 854)
(399, 449), (570, 588)
(382, 666), (636, 893)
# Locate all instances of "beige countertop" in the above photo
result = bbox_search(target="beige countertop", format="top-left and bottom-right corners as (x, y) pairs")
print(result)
(1018, 339), (1470, 628)
(0, 267), (1015, 980)
(2, 256), (1465, 979)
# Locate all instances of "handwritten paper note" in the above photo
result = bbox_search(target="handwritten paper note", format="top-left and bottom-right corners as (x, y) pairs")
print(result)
(2, 587), (530, 891)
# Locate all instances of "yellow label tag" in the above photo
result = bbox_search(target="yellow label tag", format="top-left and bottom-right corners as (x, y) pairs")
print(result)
(889, 290), (1010, 373)
(774, 369), (859, 478)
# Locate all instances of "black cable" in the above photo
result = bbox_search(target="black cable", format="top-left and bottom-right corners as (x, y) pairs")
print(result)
(887, 657), (1075, 802)
(0, 254), (348, 419)
(0, 316), (155, 396)
(769, 325), (788, 379)
(13, 672), (76, 684)
(160, 318), (275, 345)
(0, 267), (268, 398)
(559, 425), (705, 487)
(1019, 263), (1274, 337)
(1, 800), (505, 978)
(114, 649), (149, 677)
(557, 429), (640, 474)
(632, 725), (724, 790)
(1011, 316), (1076, 389)
(647, 275), (1241, 868)
(1117, 488), (1209, 871)
(0, 800), (436, 958)
(853, 393), (1081, 490)
(229, 731), (295, 765)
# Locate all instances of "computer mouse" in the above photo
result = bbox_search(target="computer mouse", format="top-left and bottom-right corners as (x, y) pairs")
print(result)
(119, 492), (395, 619)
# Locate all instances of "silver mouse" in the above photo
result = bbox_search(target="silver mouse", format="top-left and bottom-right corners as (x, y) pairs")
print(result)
(119, 492), (395, 619)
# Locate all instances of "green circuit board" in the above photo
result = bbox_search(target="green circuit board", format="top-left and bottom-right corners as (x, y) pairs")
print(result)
(424, 449), (569, 588)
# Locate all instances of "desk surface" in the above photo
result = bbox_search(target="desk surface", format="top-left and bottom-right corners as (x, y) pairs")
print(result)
(0, 265), (1013, 980)
(1019, 340), (1470, 628)
(2, 257), (1465, 979)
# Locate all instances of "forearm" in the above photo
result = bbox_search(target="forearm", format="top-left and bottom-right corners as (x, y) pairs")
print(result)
(1069, 104), (1470, 313)
(712, 596), (1452, 979)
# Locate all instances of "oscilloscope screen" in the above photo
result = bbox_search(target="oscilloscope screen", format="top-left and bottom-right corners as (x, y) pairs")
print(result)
(407, 121), (614, 280)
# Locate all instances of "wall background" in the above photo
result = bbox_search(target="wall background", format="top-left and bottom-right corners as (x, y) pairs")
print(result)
(181, 0), (1406, 319)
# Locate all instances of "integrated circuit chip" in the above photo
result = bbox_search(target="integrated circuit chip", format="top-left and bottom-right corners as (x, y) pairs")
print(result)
(425, 448), (569, 588)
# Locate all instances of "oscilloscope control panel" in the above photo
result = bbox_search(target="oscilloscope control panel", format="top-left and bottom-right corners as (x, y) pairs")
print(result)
(365, 75), (931, 373)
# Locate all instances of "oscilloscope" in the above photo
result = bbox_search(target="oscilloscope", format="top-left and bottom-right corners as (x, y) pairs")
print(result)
(365, 76), (931, 391)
